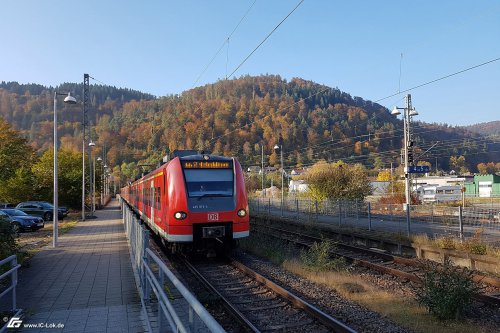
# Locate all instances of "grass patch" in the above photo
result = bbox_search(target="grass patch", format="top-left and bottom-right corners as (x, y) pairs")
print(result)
(240, 230), (295, 265)
(299, 240), (347, 272)
(60, 221), (78, 235)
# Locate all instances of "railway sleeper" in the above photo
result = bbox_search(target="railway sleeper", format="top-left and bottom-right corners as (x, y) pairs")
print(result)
(231, 294), (278, 304)
(226, 289), (269, 297)
(215, 278), (253, 286)
(224, 284), (262, 292)
(259, 319), (315, 332)
(243, 301), (288, 311)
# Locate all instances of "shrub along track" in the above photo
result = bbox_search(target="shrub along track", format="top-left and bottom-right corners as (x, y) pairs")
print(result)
(253, 222), (500, 307)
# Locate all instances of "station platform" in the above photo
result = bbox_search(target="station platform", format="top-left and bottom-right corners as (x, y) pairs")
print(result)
(14, 200), (146, 332)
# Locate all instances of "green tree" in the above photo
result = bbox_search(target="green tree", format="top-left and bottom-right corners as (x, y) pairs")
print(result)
(0, 117), (35, 182)
(31, 149), (83, 208)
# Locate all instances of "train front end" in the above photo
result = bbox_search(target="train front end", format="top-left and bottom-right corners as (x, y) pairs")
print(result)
(166, 154), (249, 253)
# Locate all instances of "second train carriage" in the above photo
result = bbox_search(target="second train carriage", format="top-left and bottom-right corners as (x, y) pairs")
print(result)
(121, 152), (249, 253)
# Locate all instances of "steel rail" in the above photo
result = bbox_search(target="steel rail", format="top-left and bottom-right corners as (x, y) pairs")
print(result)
(182, 258), (261, 333)
(230, 259), (357, 333)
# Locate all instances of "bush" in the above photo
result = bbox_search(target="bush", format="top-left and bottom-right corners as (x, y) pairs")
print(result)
(416, 258), (480, 320)
(0, 218), (17, 261)
(300, 240), (346, 272)
(459, 229), (487, 255)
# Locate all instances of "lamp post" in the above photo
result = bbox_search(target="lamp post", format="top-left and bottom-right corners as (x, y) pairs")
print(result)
(104, 164), (109, 201)
(97, 156), (102, 207)
(273, 144), (284, 217)
(53, 92), (77, 247)
(391, 94), (418, 208)
(88, 141), (96, 216)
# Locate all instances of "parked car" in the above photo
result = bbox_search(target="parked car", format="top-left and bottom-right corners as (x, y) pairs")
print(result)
(59, 206), (69, 216)
(0, 202), (16, 208)
(15, 201), (66, 221)
(0, 209), (44, 232)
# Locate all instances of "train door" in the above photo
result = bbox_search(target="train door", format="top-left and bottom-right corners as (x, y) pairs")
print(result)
(150, 181), (155, 224)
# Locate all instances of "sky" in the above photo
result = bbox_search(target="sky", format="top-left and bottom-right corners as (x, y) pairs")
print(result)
(1, 0), (499, 126)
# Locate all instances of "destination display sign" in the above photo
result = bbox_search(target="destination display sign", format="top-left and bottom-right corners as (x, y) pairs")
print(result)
(182, 161), (232, 169)
(408, 165), (430, 173)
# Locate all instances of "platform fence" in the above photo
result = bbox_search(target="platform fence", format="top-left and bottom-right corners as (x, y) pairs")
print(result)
(120, 198), (224, 333)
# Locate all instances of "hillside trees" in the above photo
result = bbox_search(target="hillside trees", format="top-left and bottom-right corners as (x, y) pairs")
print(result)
(1, 76), (499, 184)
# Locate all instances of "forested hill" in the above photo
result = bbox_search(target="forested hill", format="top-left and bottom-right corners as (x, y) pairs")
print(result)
(0, 75), (497, 180)
(464, 121), (500, 136)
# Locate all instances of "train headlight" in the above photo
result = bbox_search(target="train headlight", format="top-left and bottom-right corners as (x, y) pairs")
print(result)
(174, 211), (187, 220)
(237, 209), (247, 217)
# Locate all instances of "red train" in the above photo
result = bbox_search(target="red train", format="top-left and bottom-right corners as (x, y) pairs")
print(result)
(120, 151), (249, 254)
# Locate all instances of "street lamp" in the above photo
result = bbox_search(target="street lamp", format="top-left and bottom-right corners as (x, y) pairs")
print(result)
(392, 94), (418, 208)
(97, 157), (102, 207)
(89, 140), (96, 216)
(104, 164), (109, 200)
(273, 144), (284, 217)
(53, 92), (77, 247)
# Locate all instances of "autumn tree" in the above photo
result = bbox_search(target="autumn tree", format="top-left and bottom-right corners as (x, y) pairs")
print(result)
(0, 117), (36, 203)
(304, 160), (372, 201)
(449, 155), (469, 174)
(477, 162), (498, 175)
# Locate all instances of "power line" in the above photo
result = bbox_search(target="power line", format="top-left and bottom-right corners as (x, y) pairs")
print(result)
(192, 0), (257, 88)
(375, 56), (500, 103)
(227, 0), (305, 78)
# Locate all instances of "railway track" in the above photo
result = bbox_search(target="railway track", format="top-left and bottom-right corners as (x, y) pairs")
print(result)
(183, 257), (357, 333)
(254, 223), (500, 307)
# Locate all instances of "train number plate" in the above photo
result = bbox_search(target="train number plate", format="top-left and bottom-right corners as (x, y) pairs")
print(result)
(207, 213), (219, 221)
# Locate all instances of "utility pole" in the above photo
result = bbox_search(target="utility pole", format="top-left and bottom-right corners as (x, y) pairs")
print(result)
(390, 162), (394, 197)
(261, 144), (265, 197)
(404, 94), (411, 207)
(392, 94), (418, 207)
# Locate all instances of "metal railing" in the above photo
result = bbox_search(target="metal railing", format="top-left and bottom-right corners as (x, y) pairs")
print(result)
(0, 255), (22, 333)
(121, 199), (225, 333)
(250, 197), (500, 245)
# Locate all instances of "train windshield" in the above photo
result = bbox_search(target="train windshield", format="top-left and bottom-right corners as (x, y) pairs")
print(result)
(184, 169), (234, 198)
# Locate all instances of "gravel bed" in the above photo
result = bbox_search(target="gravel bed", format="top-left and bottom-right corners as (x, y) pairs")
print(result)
(235, 251), (414, 333)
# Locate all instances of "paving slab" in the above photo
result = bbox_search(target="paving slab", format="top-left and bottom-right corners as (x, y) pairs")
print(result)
(13, 200), (146, 332)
